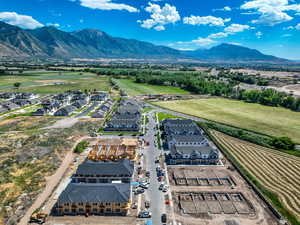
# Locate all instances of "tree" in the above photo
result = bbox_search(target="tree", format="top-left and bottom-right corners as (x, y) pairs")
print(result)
(271, 136), (295, 150)
(13, 82), (21, 89)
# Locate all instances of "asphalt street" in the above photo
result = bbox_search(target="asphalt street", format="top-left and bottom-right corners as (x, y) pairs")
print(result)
(143, 111), (166, 225)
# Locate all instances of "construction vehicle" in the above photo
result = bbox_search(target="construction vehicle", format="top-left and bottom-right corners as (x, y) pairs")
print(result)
(29, 213), (48, 224)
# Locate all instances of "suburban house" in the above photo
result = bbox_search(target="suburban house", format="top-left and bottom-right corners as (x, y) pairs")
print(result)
(0, 92), (17, 99)
(72, 159), (134, 183)
(1, 102), (19, 111)
(72, 100), (87, 109)
(91, 93), (108, 102)
(163, 119), (220, 165)
(54, 105), (76, 116)
(32, 108), (47, 116)
(53, 183), (131, 216)
(92, 110), (105, 118)
(15, 92), (37, 99)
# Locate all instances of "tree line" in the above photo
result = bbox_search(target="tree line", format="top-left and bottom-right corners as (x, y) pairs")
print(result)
(134, 72), (300, 111)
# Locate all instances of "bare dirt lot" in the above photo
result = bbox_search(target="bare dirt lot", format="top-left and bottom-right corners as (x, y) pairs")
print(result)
(167, 165), (279, 225)
(230, 68), (300, 79)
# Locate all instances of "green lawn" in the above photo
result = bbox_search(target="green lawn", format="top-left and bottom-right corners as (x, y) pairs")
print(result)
(0, 71), (110, 94)
(114, 79), (190, 96)
(153, 98), (300, 143)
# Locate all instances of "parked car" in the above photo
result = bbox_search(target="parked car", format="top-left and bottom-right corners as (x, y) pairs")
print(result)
(161, 213), (167, 223)
(145, 171), (150, 177)
(159, 183), (164, 190)
(134, 188), (145, 195)
(145, 201), (150, 208)
(132, 202), (138, 209)
(138, 211), (152, 218)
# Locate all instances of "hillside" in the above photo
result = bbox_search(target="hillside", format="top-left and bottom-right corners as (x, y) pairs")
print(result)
(0, 22), (289, 62)
(184, 43), (287, 62)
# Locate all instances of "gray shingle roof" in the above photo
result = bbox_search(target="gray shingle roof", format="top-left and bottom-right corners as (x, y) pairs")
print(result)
(171, 145), (217, 156)
(170, 135), (206, 143)
(75, 159), (134, 176)
(57, 183), (130, 204)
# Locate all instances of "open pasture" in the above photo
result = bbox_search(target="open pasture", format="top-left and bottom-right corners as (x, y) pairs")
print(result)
(154, 98), (300, 143)
(115, 79), (190, 96)
(0, 70), (110, 94)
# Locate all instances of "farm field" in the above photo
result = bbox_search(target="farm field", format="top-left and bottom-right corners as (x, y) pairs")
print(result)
(153, 98), (300, 143)
(211, 131), (300, 224)
(114, 79), (190, 96)
(0, 71), (110, 94)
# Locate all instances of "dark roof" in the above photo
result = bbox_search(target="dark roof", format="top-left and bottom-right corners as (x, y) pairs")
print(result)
(57, 183), (130, 204)
(75, 159), (134, 176)
(92, 111), (105, 118)
(171, 145), (218, 156)
(170, 135), (206, 143)
(162, 119), (196, 127)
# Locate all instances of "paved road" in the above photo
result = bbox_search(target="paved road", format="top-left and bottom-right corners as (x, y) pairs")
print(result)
(76, 102), (99, 118)
(143, 112), (166, 225)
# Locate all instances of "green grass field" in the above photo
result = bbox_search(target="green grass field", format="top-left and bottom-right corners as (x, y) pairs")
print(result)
(0, 71), (110, 94)
(153, 98), (300, 143)
(114, 79), (190, 96)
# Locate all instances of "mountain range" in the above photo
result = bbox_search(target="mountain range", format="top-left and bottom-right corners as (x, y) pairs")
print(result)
(0, 21), (288, 62)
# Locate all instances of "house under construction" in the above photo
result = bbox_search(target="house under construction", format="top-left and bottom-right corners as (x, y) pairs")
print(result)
(88, 138), (139, 161)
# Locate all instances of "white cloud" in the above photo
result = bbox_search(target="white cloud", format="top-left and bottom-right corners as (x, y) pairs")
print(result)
(79, 18), (84, 23)
(240, 0), (300, 26)
(79, 0), (138, 12)
(282, 33), (292, 37)
(46, 22), (60, 27)
(191, 37), (215, 46)
(140, 2), (180, 31)
(256, 31), (263, 38)
(171, 37), (215, 49)
(183, 15), (231, 27)
(0, 12), (43, 29)
(208, 32), (229, 39)
(296, 23), (300, 30)
(224, 24), (250, 33)
(213, 6), (232, 12)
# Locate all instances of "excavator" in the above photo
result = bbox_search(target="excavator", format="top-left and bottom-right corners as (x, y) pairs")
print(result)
(29, 212), (48, 224)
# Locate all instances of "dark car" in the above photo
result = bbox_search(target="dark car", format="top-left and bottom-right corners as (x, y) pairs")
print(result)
(161, 213), (167, 223)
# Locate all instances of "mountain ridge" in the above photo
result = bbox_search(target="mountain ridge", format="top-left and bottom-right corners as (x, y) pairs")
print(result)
(0, 21), (288, 62)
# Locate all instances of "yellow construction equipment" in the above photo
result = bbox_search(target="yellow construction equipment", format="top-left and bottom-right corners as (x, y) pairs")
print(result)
(29, 213), (48, 224)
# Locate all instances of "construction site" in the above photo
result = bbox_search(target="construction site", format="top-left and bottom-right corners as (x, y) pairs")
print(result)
(167, 165), (280, 225)
(170, 167), (235, 187)
(174, 191), (255, 216)
(87, 138), (139, 161)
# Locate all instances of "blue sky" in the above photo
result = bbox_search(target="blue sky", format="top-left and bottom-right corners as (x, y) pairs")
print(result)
(0, 0), (300, 59)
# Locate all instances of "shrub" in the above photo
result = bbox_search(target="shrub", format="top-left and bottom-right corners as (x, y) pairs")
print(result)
(74, 141), (89, 154)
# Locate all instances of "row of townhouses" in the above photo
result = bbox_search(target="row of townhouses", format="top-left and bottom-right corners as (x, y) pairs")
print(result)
(105, 99), (142, 132)
(162, 119), (220, 165)
(53, 138), (137, 216)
